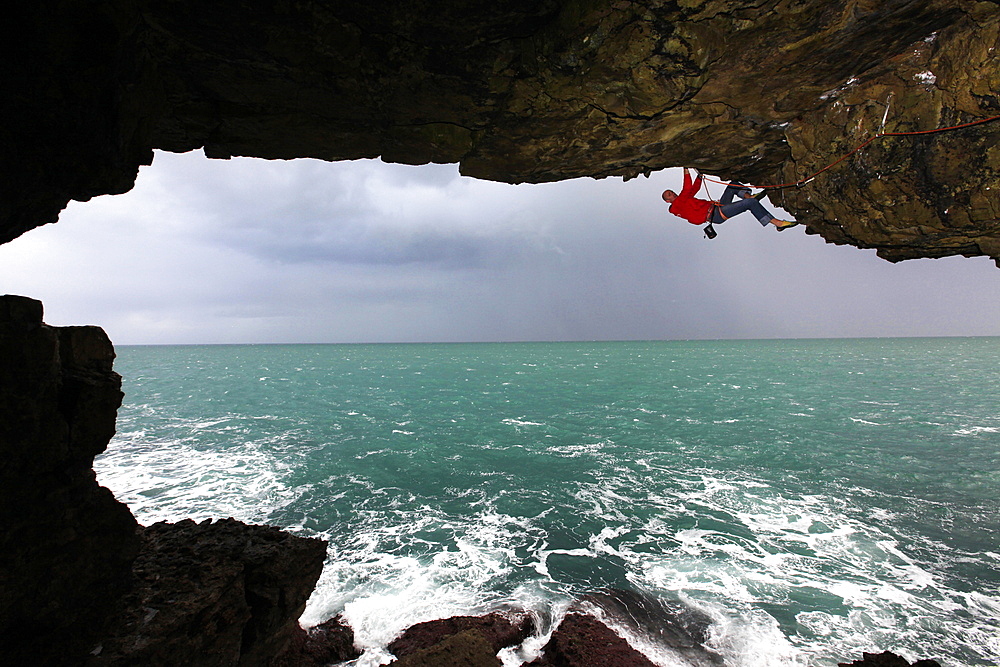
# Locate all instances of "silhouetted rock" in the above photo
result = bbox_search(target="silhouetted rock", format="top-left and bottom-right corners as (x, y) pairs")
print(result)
(1, 295), (329, 666)
(838, 650), (943, 667)
(0, 295), (139, 666)
(89, 518), (327, 666)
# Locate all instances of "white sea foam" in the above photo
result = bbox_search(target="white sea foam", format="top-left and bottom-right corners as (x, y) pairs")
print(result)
(954, 425), (1000, 435)
(501, 418), (545, 427)
(96, 433), (298, 525)
(702, 601), (802, 667)
(549, 442), (604, 457)
(302, 508), (544, 666)
(621, 472), (1000, 665)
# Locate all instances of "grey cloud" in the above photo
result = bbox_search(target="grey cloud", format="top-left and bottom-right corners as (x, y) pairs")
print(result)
(154, 152), (557, 269)
(1, 149), (999, 345)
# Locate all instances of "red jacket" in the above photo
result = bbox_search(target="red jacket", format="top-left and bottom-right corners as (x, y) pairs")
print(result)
(669, 171), (714, 225)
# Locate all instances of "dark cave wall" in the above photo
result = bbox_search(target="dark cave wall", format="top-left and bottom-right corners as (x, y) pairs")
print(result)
(3, 4), (997, 661)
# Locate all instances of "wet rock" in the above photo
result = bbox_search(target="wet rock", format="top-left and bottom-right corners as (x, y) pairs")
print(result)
(388, 612), (534, 658)
(392, 629), (504, 667)
(5, 2), (1000, 264)
(285, 615), (362, 666)
(527, 612), (658, 667)
(838, 650), (943, 667)
(89, 518), (327, 667)
(580, 589), (724, 666)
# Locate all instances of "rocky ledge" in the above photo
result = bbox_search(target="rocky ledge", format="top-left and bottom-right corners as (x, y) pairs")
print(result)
(4, 0), (1000, 264)
(297, 595), (942, 667)
(89, 518), (327, 666)
(0, 295), (325, 666)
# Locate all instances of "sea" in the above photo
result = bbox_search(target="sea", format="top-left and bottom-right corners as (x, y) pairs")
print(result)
(93, 338), (1000, 667)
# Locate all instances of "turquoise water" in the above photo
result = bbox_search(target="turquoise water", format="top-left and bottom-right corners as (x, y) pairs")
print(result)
(95, 339), (1000, 666)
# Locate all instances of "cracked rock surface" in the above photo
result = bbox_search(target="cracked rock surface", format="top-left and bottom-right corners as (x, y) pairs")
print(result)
(3, 0), (1000, 264)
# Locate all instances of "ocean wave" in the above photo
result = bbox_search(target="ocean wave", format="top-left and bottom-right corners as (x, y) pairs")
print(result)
(502, 418), (546, 427)
(954, 426), (1000, 435)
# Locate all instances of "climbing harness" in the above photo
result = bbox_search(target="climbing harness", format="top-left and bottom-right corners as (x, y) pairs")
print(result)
(696, 179), (739, 240)
(700, 112), (1000, 192)
(697, 178), (721, 239)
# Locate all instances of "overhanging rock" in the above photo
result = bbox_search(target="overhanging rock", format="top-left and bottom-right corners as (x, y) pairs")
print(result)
(2, 0), (999, 264)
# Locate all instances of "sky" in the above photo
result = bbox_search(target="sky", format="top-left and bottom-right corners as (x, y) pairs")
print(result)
(1, 149), (999, 345)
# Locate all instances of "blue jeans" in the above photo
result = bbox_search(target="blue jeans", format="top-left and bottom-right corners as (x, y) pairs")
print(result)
(710, 183), (775, 226)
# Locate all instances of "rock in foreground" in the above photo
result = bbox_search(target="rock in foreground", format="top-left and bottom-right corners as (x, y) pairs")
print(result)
(286, 615), (362, 667)
(838, 650), (943, 667)
(0, 295), (330, 666)
(89, 518), (327, 666)
(528, 612), (658, 667)
(387, 612), (534, 666)
(0, 295), (138, 665)
(389, 612), (535, 658)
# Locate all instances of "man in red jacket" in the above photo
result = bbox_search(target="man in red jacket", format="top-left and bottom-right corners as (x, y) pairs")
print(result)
(662, 168), (797, 234)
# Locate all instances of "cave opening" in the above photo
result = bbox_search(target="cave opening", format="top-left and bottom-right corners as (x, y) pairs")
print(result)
(4, 148), (999, 665)
(3, 150), (1000, 346)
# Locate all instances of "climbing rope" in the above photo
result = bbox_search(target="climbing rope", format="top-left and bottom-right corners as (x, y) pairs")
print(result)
(701, 112), (1000, 192)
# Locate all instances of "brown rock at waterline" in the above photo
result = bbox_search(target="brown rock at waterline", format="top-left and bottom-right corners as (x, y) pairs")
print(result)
(391, 629), (505, 667)
(388, 612), (535, 658)
(527, 612), (659, 667)
(838, 650), (943, 667)
(286, 615), (362, 666)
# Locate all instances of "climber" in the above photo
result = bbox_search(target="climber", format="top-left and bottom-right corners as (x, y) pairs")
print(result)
(661, 168), (797, 236)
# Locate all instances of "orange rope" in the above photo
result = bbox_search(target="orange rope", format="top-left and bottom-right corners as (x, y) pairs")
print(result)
(701, 113), (1000, 191)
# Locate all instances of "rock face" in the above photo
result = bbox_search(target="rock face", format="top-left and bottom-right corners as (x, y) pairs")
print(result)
(0, 296), (327, 666)
(4, 1), (1000, 264)
(0, 295), (139, 665)
(90, 518), (327, 667)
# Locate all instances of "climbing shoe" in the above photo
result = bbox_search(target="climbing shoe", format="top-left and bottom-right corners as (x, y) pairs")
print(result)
(753, 189), (769, 200)
(774, 220), (799, 231)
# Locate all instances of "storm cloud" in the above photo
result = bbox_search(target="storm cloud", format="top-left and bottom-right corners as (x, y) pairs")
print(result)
(1, 150), (998, 344)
